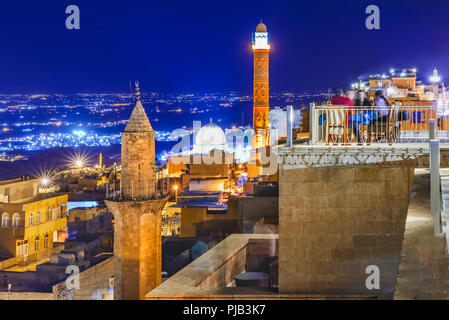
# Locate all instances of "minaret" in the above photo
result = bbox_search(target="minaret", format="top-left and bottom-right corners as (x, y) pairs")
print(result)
(120, 82), (156, 199)
(430, 68), (441, 102)
(99, 153), (103, 168)
(105, 82), (167, 300)
(252, 20), (271, 148)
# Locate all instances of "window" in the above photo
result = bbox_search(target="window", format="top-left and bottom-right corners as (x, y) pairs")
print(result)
(17, 241), (22, 256)
(2, 213), (9, 227)
(36, 212), (41, 225)
(52, 208), (57, 220)
(12, 213), (20, 227)
(16, 240), (28, 257)
(29, 213), (34, 226)
(23, 240), (28, 257)
(378, 82), (383, 88)
(35, 237), (40, 251)
(44, 234), (49, 249)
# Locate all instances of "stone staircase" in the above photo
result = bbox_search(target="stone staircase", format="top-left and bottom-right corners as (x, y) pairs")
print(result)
(394, 169), (449, 299)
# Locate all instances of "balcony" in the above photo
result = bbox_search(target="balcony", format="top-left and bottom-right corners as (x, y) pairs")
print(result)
(310, 104), (448, 146)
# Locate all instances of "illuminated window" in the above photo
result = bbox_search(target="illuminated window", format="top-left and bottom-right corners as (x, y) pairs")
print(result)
(44, 234), (49, 249)
(29, 213), (34, 226)
(2, 213), (9, 227)
(12, 213), (20, 227)
(52, 207), (58, 220)
(23, 240), (28, 256)
(36, 212), (41, 224)
(17, 241), (22, 256)
(17, 240), (28, 257)
(35, 237), (40, 251)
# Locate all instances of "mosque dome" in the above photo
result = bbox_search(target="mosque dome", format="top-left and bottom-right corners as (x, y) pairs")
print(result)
(195, 122), (226, 148)
(256, 21), (267, 32)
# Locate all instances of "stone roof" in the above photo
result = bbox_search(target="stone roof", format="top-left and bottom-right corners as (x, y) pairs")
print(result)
(124, 100), (153, 132)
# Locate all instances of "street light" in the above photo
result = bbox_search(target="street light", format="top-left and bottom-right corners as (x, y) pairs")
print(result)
(173, 184), (179, 203)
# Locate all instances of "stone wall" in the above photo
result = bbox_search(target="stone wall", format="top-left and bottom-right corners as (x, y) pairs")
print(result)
(120, 131), (156, 199)
(147, 234), (278, 299)
(227, 196), (278, 233)
(105, 198), (167, 300)
(278, 165), (414, 298)
(180, 206), (240, 238)
(52, 255), (114, 300)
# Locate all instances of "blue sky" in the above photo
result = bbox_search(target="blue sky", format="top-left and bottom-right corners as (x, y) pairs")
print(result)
(0, 0), (446, 93)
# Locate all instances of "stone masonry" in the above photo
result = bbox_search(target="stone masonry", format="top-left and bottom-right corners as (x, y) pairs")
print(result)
(106, 199), (166, 300)
(105, 85), (167, 300)
(279, 165), (414, 299)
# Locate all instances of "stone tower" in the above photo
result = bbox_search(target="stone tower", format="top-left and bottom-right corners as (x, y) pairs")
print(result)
(105, 82), (167, 300)
(252, 21), (271, 149)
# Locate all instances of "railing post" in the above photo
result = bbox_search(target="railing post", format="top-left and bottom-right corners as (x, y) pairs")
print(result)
(310, 103), (315, 144)
(429, 119), (436, 140)
(287, 105), (293, 147)
(430, 139), (442, 235)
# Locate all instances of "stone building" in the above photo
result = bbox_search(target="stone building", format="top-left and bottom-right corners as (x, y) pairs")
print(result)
(105, 83), (167, 300)
(0, 178), (68, 261)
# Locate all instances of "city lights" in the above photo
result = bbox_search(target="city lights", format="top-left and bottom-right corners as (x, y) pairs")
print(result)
(68, 151), (90, 168)
(36, 170), (55, 189)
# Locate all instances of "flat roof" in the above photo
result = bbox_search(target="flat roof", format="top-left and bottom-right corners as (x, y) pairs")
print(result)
(169, 201), (227, 209)
(0, 178), (38, 187)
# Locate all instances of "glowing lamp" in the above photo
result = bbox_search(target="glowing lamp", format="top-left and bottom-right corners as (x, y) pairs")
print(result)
(430, 75), (441, 83)
(252, 32), (270, 50)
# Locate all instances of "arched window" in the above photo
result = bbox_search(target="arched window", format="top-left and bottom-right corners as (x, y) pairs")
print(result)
(12, 214), (20, 227)
(2, 213), (9, 227)
(36, 212), (41, 225)
(35, 236), (40, 251)
(44, 234), (49, 249)
(29, 213), (34, 227)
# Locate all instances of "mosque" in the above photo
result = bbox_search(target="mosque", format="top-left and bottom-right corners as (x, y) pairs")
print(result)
(106, 21), (286, 300)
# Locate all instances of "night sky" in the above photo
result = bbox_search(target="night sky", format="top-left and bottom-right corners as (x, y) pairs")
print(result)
(0, 0), (447, 94)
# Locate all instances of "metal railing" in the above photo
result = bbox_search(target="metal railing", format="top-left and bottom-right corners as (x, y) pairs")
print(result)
(105, 179), (170, 201)
(311, 104), (449, 145)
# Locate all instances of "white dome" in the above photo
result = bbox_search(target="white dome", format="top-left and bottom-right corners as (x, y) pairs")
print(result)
(194, 123), (226, 154)
(196, 123), (226, 146)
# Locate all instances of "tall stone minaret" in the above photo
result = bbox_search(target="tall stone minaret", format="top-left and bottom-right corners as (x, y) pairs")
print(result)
(105, 82), (167, 300)
(252, 20), (271, 149)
